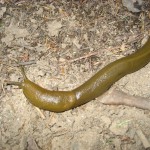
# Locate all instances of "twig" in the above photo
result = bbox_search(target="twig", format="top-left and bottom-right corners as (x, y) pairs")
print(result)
(70, 52), (98, 62)
(136, 126), (150, 149)
(99, 87), (150, 110)
(60, 52), (98, 65)
(59, 44), (129, 65)
(15, 60), (36, 66)
(35, 107), (46, 119)
(49, 112), (55, 122)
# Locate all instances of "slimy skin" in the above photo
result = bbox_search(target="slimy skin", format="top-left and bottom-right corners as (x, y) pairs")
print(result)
(9, 38), (150, 112)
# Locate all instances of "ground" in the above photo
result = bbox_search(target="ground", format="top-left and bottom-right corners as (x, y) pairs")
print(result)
(0, 0), (150, 150)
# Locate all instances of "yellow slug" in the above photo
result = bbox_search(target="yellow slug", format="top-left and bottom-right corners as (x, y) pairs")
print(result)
(8, 38), (150, 112)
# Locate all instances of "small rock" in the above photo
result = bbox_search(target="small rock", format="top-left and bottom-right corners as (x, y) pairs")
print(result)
(10, 73), (20, 82)
(122, 0), (143, 13)
(19, 136), (27, 150)
(109, 120), (129, 135)
(101, 116), (111, 128)
(47, 20), (62, 36)
(0, 7), (6, 18)
(4, 22), (29, 38)
(59, 57), (66, 63)
(36, 7), (43, 15)
(30, 18), (37, 23)
(27, 137), (40, 150)
(0, 0), (5, 4)
(37, 70), (45, 77)
(62, 43), (67, 49)
(1, 34), (14, 46)
(113, 138), (121, 150)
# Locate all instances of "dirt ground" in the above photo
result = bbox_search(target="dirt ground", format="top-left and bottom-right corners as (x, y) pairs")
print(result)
(0, 0), (150, 150)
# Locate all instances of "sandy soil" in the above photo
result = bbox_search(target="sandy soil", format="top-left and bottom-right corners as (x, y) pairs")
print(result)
(0, 0), (150, 150)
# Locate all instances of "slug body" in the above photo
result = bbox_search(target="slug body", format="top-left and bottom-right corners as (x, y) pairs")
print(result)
(11, 38), (150, 112)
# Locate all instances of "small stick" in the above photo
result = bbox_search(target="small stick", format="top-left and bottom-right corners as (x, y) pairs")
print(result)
(59, 45), (125, 65)
(99, 88), (150, 110)
(35, 107), (46, 119)
(6, 81), (22, 87)
(60, 52), (98, 65)
(70, 52), (98, 62)
(14, 60), (36, 66)
(136, 126), (150, 149)
(49, 112), (55, 122)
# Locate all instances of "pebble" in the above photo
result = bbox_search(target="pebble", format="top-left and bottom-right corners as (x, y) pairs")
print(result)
(101, 116), (111, 128)
(109, 120), (129, 135)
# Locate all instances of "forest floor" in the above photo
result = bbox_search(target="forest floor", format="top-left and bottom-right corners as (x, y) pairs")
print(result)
(0, 0), (150, 150)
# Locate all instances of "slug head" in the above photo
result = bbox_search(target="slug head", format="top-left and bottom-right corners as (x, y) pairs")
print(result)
(6, 66), (29, 89)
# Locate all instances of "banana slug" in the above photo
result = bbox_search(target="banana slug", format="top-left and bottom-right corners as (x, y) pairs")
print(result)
(8, 38), (150, 112)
